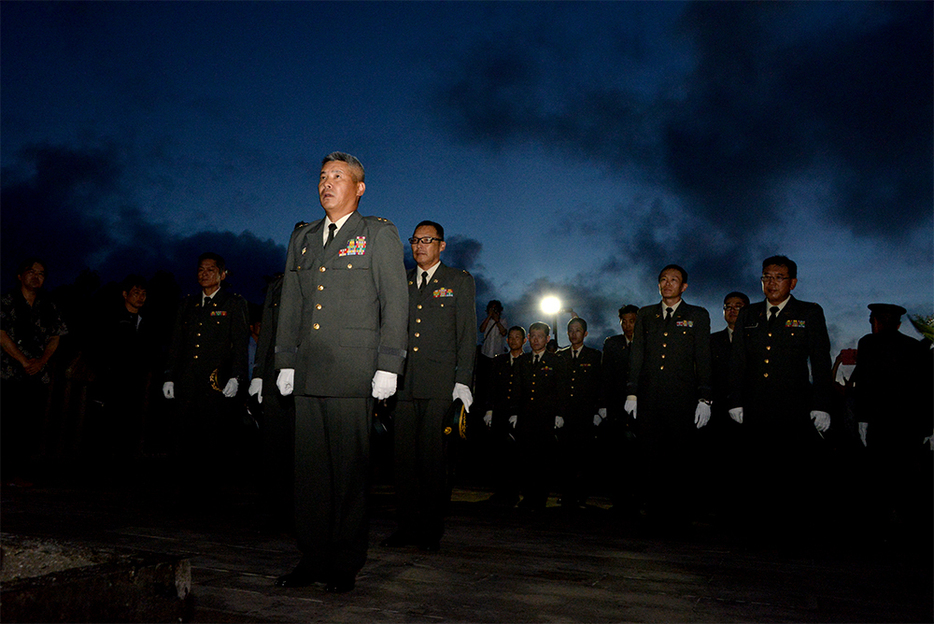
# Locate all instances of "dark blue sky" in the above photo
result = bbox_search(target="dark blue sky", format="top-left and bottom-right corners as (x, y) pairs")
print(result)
(2, 1), (931, 352)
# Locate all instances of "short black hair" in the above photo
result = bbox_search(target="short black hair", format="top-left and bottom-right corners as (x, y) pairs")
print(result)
(198, 252), (226, 273)
(723, 291), (750, 306)
(17, 257), (47, 276)
(658, 264), (688, 283)
(121, 274), (147, 293)
(618, 304), (639, 318)
(322, 152), (365, 182)
(414, 220), (444, 241)
(529, 321), (551, 336)
(567, 317), (587, 332)
(507, 325), (526, 340)
(762, 255), (797, 279)
(487, 299), (503, 313)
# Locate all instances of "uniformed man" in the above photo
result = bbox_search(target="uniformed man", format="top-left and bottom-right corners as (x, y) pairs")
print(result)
(556, 317), (602, 509)
(625, 264), (712, 525)
(728, 255), (833, 535)
(380, 220), (476, 552)
(163, 252), (249, 501)
(273, 152), (408, 593)
(851, 303), (932, 542)
(481, 325), (527, 507)
(512, 321), (569, 511)
(599, 304), (639, 513)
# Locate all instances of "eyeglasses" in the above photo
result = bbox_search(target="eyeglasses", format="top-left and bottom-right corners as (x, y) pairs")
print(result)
(408, 236), (443, 245)
(723, 304), (745, 311)
(760, 275), (790, 284)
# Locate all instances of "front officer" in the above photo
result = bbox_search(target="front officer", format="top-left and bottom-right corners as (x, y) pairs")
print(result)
(728, 255), (833, 536)
(381, 220), (476, 552)
(163, 252), (249, 502)
(273, 152), (408, 593)
(625, 264), (712, 525)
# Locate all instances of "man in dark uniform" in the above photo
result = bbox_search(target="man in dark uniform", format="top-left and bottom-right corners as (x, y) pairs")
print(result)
(381, 220), (476, 551)
(163, 252), (250, 502)
(704, 291), (748, 522)
(512, 321), (569, 511)
(600, 304), (639, 513)
(273, 152), (408, 593)
(482, 325), (527, 506)
(626, 264), (712, 525)
(728, 255), (833, 535)
(556, 317), (602, 509)
(852, 303), (932, 543)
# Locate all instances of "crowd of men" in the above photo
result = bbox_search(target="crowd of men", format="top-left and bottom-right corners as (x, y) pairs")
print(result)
(2, 152), (932, 595)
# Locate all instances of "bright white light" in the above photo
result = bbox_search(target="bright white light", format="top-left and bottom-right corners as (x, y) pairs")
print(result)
(541, 296), (562, 315)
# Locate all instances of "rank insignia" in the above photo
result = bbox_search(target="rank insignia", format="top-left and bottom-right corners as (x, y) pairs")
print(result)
(339, 236), (367, 257)
(785, 319), (806, 328)
(675, 320), (693, 328)
(210, 311), (228, 317)
(433, 288), (454, 298)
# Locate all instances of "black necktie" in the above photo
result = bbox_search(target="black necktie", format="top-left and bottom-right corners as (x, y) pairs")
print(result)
(769, 306), (780, 326)
(324, 223), (337, 249)
(665, 306), (674, 321)
(203, 296), (211, 310)
(534, 354), (540, 365)
(419, 271), (428, 292)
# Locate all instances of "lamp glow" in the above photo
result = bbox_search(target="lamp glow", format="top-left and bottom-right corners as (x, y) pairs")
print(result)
(541, 296), (562, 315)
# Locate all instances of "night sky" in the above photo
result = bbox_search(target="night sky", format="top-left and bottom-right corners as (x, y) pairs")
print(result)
(2, 1), (931, 354)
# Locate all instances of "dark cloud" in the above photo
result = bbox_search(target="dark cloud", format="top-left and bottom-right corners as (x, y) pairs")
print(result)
(432, 1), (933, 299)
(1, 142), (286, 304)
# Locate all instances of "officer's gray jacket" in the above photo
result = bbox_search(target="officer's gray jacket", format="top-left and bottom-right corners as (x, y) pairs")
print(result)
(274, 211), (408, 397)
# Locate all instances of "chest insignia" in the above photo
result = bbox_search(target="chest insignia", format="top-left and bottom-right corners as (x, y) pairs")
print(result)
(675, 320), (693, 328)
(785, 319), (806, 328)
(433, 288), (454, 298)
(210, 310), (227, 317)
(339, 236), (367, 257)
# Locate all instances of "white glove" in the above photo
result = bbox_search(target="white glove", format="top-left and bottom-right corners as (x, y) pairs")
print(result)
(222, 377), (239, 398)
(810, 410), (831, 433)
(858, 422), (868, 447)
(729, 407), (743, 424)
(555, 416), (565, 429)
(249, 378), (263, 403)
(483, 410), (493, 427)
(371, 370), (397, 401)
(162, 381), (175, 399)
(624, 397), (637, 419)
(453, 382), (473, 413)
(594, 407), (606, 427)
(508, 415), (518, 428)
(593, 413), (603, 427)
(695, 401), (711, 428)
(277, 368), (295, 396)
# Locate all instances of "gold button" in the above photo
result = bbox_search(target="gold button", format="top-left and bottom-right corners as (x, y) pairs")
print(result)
(195, 344), (200, 348)
(347, 264), (353, 269)
(440, 303), (445, 307)
(764, 373), (769, 378)
(413, 346), (419, 352)
(296, 266), (301, 270)
(662, 343), (667, 348)
(416, 318), (421, 323)
(417, 304), (423, 310)
(319, 266), (326, 272)
(766, 346), (771, 351)
(660, 365), (664, 370)
(197, 333), (201, 336)
(414, 332), (420, 338)
(661, 354), (665, 359)
(663, 332), (669, 337)
(317, 285), (324, 291)
(764, 359), (769, 364)
(767, 332), (772, 337)
(194, 355), (198, 359)
(313, 323), (320, 330)
(315, 304), (322, 310)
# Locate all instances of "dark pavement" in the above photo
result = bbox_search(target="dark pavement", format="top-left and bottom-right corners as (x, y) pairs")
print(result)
(2, 458), (932, 623)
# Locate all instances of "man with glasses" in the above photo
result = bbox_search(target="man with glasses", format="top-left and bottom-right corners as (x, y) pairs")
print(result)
(381, 221), (476, 552)
(273, 153), (408, 593)
(728, 255), (833, 537)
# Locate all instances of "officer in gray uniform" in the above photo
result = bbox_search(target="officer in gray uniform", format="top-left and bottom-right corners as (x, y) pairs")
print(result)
(273, 152), (408, 593)
(381, 220), (476, 552)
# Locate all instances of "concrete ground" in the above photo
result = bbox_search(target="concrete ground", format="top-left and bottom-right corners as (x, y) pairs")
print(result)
(2, 462), (932, 623)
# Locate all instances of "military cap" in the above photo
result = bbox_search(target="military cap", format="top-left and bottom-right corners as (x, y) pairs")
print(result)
(867, 303), (907, 317)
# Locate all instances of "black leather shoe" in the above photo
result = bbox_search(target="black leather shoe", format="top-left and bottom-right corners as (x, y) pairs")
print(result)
(380, 530), (414, 548)
(275, 569), (323, 588)
(325, 574), (355, 593)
